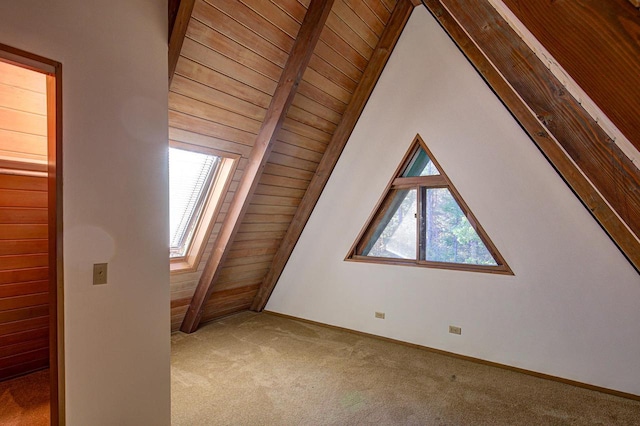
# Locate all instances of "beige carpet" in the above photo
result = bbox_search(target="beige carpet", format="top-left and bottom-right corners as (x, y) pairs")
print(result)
(0, 369), (50, 426)
(171, 312), (640, 425)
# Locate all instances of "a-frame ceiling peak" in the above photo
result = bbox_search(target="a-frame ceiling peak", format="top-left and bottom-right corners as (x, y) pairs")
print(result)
(168, 0), (639, 333)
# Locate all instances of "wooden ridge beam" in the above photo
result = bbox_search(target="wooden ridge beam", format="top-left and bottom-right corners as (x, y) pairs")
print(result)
(168, 0), (196, 86)
(251, 0), (415, 312)
(180, 0), (335, 333)
(419, 0), (640, 271)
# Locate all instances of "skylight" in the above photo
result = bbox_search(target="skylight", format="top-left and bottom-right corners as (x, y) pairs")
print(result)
(169, 147), (220, 258)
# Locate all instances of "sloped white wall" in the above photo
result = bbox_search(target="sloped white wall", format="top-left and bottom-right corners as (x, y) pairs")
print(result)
(0, 1), (170, 424)
(267, 7), (640, 396)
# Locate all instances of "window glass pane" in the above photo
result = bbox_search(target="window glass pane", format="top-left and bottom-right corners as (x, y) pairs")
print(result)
(402, 148), (439, 177)
(364, 189), (417, 259)
(169, 147), (220, 258)
(423, 188), (497, 265)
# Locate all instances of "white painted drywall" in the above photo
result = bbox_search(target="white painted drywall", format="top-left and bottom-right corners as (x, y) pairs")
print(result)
(0, 1), (170, 424)
(267, 7), (640, 396)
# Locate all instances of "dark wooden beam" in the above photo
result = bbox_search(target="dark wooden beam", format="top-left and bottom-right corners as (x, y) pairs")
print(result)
(168, 0), (195, 86)
(180, 0), (335, 333)
(168, 0), (182, 41)
(251, 0), (415, 312)
(419, 0), (640, 271)
(499, 0), (640, 153)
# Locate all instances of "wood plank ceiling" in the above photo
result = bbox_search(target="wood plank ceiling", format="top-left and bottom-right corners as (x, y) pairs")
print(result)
(168, 0), (640, 333)
(169, 0), (413, 332)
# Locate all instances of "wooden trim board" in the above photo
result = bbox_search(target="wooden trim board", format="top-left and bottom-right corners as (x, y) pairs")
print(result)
(47, 58), (64, 426)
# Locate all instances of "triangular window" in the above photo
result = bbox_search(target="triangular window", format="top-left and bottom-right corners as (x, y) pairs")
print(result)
(347, 135), (512, 274)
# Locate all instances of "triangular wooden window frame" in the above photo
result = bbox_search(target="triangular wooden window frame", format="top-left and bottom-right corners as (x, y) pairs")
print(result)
(346, 134), (513, 275)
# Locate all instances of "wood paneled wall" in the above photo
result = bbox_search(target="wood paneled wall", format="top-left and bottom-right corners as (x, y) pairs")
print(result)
(0, 61), (49, 380)
(170, 0), (399, 331)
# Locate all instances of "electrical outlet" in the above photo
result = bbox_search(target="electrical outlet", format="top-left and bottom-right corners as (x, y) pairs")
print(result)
(93, 263), (108, 285)
(449, 325), (462, 335)
(375, 312), (385, 319)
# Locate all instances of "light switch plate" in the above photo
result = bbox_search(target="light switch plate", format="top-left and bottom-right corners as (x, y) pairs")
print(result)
(93, 263), (108, 285)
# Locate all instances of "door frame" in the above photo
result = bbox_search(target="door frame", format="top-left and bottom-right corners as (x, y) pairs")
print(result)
(0, 43), (64, 425)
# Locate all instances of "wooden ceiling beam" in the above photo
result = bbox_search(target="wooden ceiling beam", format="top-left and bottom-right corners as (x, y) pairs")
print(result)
(168, 0), (182, 40)
(168, 0), (196, 86)
(498, 0), (640, 154)
(180, 0), (335, 334)
(251, 0), (415, 312)
(419, 0), (640, 272)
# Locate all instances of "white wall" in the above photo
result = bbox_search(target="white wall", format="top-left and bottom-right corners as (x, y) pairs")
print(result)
(0, 1), (170, 424)
(267, 7), (640, 396)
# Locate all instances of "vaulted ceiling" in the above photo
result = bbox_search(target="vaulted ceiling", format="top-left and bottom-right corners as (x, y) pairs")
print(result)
(168, 0), (640, 333)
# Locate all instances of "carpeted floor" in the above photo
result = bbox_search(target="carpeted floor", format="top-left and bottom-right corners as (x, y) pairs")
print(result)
(0, 369), (50, 426)
(171, 312), (640, 425)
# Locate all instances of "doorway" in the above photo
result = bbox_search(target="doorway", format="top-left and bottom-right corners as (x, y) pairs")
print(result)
(0, 43), (62, 425)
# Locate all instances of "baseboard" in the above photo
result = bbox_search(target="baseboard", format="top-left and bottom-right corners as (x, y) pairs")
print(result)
(263, 310), (640, 402)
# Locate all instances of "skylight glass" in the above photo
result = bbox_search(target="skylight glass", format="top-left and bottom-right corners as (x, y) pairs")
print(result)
(169, 147), (220, 258)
